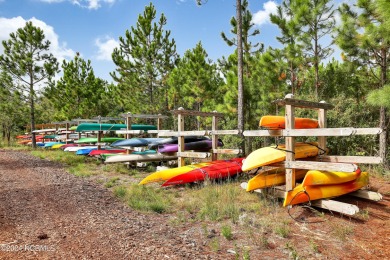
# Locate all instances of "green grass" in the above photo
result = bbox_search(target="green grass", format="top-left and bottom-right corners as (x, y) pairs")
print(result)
(105, 177), (120, 188)
(221, 225), (233, 240)
(125, 184), (173, 213)
(182, 182), (262, 223)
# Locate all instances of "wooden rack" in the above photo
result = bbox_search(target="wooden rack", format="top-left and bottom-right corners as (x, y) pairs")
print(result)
(159, 108), (240, 167)
(243, 94), (384, 214)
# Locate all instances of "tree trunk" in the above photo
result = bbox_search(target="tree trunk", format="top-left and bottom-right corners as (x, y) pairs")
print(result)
(30, 82), (36, 149)
(236, 0), (245, 156)
(379, 48), (388, 167)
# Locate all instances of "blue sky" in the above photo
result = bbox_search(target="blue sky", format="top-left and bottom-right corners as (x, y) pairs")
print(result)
(0, 0), (340, 82)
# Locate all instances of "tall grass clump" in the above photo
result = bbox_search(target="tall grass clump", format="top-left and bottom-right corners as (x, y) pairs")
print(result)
(185, 182), (262, 223)
(126, 184), (173, 213)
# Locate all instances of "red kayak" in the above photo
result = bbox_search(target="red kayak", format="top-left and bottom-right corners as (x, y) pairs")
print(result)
(162, 158), (244, 187)
(88, 149), (126, 156)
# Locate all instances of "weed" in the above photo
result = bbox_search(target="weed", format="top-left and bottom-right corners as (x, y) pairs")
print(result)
(209, 238), (220, 252)
(357, 209), (370, 220)
(221, 225), (233, 240)
(113, 186), (127, 198)
(68, 163), (96, 177)
(126, 184), (172, 213)
(332, 223), (354, 241)
(242, 247), (250, 260)
(275, 221), (290, 238)
(285, 242), (299, 260)
(105, 177), (120, 188)
(309, 239), (319, 253)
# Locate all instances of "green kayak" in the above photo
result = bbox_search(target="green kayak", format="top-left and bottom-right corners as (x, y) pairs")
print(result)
(76, 137), (125, 144)
(76, 123), (157, 132)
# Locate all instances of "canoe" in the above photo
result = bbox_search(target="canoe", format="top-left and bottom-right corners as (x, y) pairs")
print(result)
(283, 171), (369, 207)
(76, 137), (125, 144)
(259, 115), (319, 129)
(75, 123), (156, 132)
(51, 143), (66, 149)
(301, 168), (361, 186)
(105, 152), (177, 164)
(246, 168), (308, 191)
(148, 136), (210, 150)
(64, 146), (97, 152)
(162, 158), (244, 187)
(158, 139), (223, 153)
(139, 162), (215, 185)
(44, 142), (65, 148)
(88, 149), (126, 156)
(60, 143), (89, 150)
(241, 142), (321, 172)
(111, 138), (164, 148)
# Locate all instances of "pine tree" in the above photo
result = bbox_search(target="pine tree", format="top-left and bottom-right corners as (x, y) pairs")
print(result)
(0, 21), (59, 148)
(44, 54), (110, 120)
(270, 1), (304, 95)
(111, 3), (178, 114)
(291, 0), (336, 99)
(336, 0), (390, 165)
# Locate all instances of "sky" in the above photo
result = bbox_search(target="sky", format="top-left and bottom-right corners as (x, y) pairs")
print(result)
(0, 0), (342, 82)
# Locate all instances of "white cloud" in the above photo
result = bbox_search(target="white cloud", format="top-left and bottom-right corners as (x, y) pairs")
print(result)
(95, 36), (119, 61)
(0, 16), (75, 65)
(252, 1), (278, 26)
(39, 0), (116, 10)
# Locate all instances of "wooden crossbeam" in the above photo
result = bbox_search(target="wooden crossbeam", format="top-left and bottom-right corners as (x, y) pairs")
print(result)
(243, 127), (383, 137)
(273, 98), (334, 110)
(270, 161), (358, 172)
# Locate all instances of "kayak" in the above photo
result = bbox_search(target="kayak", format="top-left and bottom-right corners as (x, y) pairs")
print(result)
(259, 115), (318, 130)
(241, 142), (321, 172)
(283, 171), (369, 207)
(246, 168), (308, 191)
(162, 158), (244, 187)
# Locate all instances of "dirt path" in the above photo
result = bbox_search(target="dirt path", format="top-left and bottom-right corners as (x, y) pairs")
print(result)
(1, 149), (390, 259)
(0, 149), (224, 259)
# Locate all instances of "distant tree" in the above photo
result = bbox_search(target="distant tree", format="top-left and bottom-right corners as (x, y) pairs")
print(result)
(336, 0), (390, 165)
(167, 42), (223, 129)
(0, 71), (28, 145)
(270, 1), (305, 95)
(0, 21), (59, 148)
(111, 3), (178, 114)
(44, 54), (110, 120)
(291, 0), (336, 99)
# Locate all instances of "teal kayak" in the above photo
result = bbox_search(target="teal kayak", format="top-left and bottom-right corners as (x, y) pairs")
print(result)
(76, 137), (125, 144)
(76, 123), (157, 132)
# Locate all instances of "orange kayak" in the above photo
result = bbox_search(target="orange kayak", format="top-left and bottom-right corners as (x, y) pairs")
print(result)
(259, 115), (318, 130)
(283, 171), (369, 207)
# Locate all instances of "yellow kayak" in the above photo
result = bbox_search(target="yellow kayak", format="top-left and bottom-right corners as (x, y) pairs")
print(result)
(51, 143), (66, 149)
(246, 168), (307, 191)
(139, 162), (212, 185)
(283, 171), (369, 207)
(242, 142), (320, 172)
(301, 168), (361, 186)
(259, 115), (318, 129)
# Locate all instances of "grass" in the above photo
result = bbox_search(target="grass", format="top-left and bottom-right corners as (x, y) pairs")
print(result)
(105, 177), (120, 188)
(125, 184), (173, 213)
(274, 221), (291, 238)
(221, 225), (233, 240)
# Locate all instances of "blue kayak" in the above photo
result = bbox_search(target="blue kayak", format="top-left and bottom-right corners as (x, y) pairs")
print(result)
(111, 138), (164, 148)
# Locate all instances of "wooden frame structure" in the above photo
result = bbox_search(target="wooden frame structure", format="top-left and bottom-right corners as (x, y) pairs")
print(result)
(243, 94), (384, 214)
(157, 108), (240, 167)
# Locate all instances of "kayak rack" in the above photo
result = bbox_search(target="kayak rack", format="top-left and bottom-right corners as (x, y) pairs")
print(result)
(242, 93), (384, 215)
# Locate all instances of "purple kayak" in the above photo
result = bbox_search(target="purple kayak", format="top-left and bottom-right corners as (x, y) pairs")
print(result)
(158, 139), (223, 153)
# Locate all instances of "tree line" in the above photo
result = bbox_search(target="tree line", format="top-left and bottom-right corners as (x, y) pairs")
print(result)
(0, 0), (389, 165)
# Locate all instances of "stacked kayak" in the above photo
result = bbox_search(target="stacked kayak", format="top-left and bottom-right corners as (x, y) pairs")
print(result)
(259, 115), (319, 130)
(283, 170), (368, 206)
(241, 142), (321, 172)
(158, 139), (223, 153)
(162, 158), (244, 187)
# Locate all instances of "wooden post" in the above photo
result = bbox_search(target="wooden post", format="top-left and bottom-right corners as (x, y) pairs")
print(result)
(177, 108), (185, 167)
(318, 102), (327, 153)
(212, 111), (218, 161)
(65, 123), (70, 144)
(157, 114), (162, 131)
(285, 94), (296, 192)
